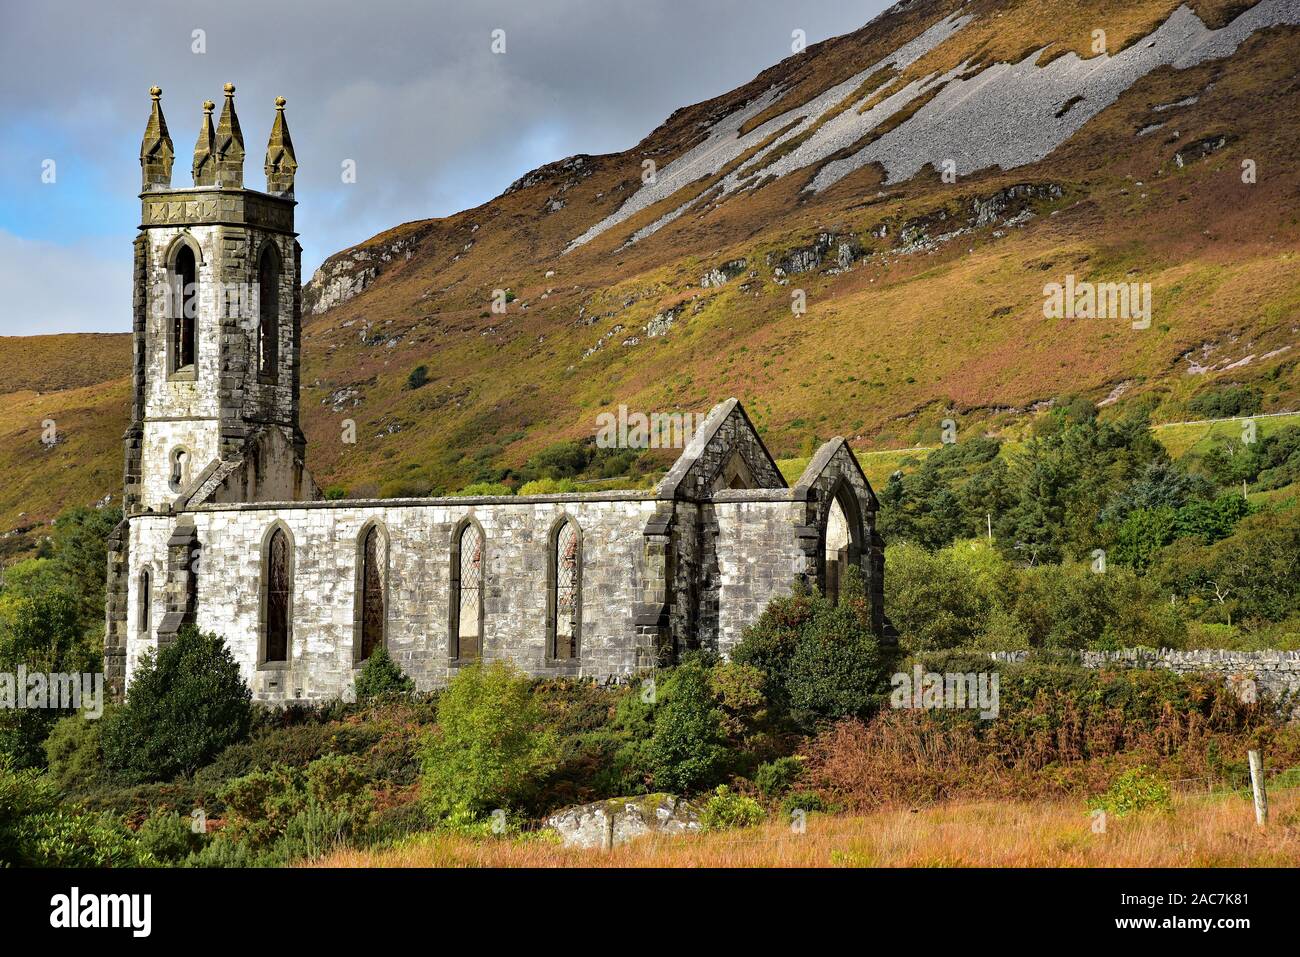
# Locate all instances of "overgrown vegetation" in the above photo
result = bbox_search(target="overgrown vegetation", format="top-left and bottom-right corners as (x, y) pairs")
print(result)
(3, 390), (1299, 866)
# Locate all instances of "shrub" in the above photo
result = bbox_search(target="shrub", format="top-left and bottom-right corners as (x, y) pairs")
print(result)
(405, 364), (429, 390)
(884, 541), (1001, 650)
(271, 799), (356, 863)
(0, 759), (142, 866)
(218, 754), (372, 855)
(43, 711), (110, 793)
(378, 478), (433, 499)
(1091, 766), (1172, 817)
(517, 477), (580, 495)
(645, 657), (728, 793)
(353, 646), (414, 701)
(785, 603), (890, 726)
(136, 808), (205, 863)
(708, 661), (769, 742)
(451, 482), (514, 497)
(420, 662), (557, 820)
(732, 584), (816, 705)
(102, 626), (253, 782)
(754, 756), (802, 798)
(186, 834), (259, 868)
(1187, 385), (1261, 419)
(736, 567), (891, 728)
(700, 785), (765, 830)
(780, 790), (827, 815)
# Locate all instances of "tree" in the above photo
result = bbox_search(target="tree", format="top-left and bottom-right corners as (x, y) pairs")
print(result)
(48, 506), (122, 637)
(0, 592), (98, 768)
(102, 626), (252, 781)
(419, 662), (557, 819)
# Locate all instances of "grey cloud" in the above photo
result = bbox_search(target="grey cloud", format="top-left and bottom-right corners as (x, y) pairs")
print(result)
(0, 0), (889, 334)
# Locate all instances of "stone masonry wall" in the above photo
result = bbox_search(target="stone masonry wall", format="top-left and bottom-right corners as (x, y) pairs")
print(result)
(712, 496), (807, 657)
(989, 649), (1300, 708)
(125, 496), (664, 702)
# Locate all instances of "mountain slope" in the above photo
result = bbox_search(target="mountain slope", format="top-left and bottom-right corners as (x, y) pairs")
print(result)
(4, 0), (1299, 548)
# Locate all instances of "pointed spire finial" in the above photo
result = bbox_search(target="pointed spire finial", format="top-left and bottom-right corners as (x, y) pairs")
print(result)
(192, 100), (217, 186)
(140, 85), (174, 189)
(214, 83), (245, 188)
(264, 95), (298, 195)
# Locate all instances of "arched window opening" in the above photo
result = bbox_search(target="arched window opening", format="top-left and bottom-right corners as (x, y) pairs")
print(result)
(825, 497), (850, 605)
(451, 523), (484, 660)
(358, 525), (384, 662)
(264, 527), (291, 663)
(258, 248), (279, 377)
(138, 569), (151, 636)
(550, 519), (581, 660)
(168, 448), (188, 492)
(172, 244), (198, 372)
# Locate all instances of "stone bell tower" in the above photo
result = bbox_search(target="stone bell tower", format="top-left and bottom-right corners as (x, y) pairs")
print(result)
(123, 84), (313, 515)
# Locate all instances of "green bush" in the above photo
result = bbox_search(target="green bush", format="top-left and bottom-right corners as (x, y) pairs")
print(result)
(405, 364), (429, 390)
(43, 711), (110, 793)
(786, 605), (890, 726)
(699, 785), (764, 830)
(754, 756), (802, 798)
(102, 626), (253, 782)
(1187, 385), (1261, 420)
(1091, 766), (1172, 817)
(185, 834), (259, 868)
(516, 477), (580, 495)
(271, 799), (356, 863)
(137, 808), (206, 863)
(0, 759), (142, 866)
(420, 662), (557, 820)
(452, 481), (514, 497)
(645, 657), (729, 793)
(353, 646), (414, 701)
(780, 790), (827, 815)
(219, 754), (371, 855)
(736, 567), (891, 728)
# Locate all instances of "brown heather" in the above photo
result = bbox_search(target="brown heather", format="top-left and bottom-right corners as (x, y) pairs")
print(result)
(309, 790), (1300, 867)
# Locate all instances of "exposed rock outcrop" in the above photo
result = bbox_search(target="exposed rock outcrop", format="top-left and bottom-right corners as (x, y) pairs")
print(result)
(546, 794), (701, 849)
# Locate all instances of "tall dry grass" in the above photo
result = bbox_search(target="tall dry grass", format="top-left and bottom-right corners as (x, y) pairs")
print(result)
(310, 789), (1300, 868)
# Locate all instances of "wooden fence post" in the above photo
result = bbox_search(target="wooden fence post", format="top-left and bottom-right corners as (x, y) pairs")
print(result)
(1248, 750), (1267, 826)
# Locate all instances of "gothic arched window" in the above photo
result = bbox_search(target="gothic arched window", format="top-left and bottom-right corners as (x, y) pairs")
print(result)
(548, 518), (581, 660)
(450, 521), (484, 661)
(357, 524), (385, 663)
(263, 526), (291, 664)
(824, 496), (851, 605)
(172, 244), (198, 372)
(138, 569), (151, 636)
(258, 246), (279, 377)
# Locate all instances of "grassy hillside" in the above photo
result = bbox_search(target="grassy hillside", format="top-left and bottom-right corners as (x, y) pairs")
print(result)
(3, 0), (1299, 553)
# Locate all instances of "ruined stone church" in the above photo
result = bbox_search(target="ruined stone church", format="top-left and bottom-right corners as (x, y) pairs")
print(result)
(104, 86), (888, 704)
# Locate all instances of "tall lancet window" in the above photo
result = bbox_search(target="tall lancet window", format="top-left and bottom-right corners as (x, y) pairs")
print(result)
(824, 498), (850, 605)
(451, 522), (484, 661)
(549, 519), (581, 660)
(258, 247), (279, 377)
(263, 527), (291, 664)
(358, 525), (385, 662)
(138, 569), (151, 636)
(172, 244), (198, 372)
